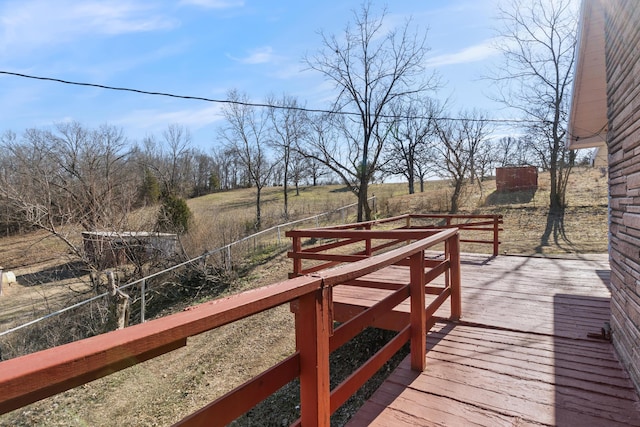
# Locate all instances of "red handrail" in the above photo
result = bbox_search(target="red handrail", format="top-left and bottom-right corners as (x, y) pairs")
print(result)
(299, 213), (503, 256)
(0, 228), (461, 427)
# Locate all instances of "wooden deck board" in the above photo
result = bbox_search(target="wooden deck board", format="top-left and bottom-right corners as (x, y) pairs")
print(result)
(343, 253), (640, 426)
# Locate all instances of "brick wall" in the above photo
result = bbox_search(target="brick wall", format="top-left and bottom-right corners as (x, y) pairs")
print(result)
(605, 0), (640, 392)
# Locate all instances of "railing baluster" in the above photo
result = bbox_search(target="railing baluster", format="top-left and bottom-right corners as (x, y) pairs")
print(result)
(410, 250), (426, 371)
(493, 216), (500, 256)
(449, 234), (462, 320)
(292, 236), (302, 276)
(296, 288), (331, 427)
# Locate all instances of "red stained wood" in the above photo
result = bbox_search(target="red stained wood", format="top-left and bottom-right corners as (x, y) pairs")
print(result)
(409, 252), (426, 371)
(296, 289), (331, 427)
(174, 353), (300, 427)
(330, 326), (410, 414)
(0, 274), (322, 415)
(347, 254), (640, 426)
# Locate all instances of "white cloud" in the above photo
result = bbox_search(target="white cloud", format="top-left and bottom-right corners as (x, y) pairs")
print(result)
(179, 0), (244, 8)
(425, 39), (499, 68)
(229, 46), (278, 65)
(0, 0), (178, 54)
(116, 105), (225, 132)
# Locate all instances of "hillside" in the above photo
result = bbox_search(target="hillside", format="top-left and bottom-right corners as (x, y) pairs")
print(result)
(0, 166), (609, 426)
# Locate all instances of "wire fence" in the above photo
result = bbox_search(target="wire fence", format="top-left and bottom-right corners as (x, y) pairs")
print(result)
(0, 197), (375, 338)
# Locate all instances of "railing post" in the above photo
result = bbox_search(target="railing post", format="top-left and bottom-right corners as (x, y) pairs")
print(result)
(296, 288), (331, 426)
(409, 251), (426, 371)
(449, 233), (462, 320)
(365, 223), (372, 256)
(293, 236), (302, 276)
(493, 215), (500, 256)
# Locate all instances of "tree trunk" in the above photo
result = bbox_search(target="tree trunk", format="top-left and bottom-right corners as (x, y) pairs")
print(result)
(450, 180), (463, 214)
(106, 271), (130, 331)
(408, 165), (415, 194)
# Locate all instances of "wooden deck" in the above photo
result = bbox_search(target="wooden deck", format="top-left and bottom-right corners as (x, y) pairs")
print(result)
(342, 253), (640, 426)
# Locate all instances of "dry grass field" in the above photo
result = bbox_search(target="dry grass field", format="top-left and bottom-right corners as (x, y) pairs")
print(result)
(0, 166), (609, 426)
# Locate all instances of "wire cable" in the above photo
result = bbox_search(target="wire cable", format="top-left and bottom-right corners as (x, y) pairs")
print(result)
(1, 70), (546, 125)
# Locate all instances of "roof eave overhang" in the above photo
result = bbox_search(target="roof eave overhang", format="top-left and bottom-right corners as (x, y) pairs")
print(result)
(567, 0), (608, 150)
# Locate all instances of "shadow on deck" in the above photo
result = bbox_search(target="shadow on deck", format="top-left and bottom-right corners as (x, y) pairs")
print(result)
(344, 253), (640, 426)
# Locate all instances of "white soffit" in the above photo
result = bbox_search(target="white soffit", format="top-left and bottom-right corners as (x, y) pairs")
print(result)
(567, 0), (607, 150)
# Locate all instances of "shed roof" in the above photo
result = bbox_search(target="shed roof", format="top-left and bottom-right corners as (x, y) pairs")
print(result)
(567, 0), (607, 150)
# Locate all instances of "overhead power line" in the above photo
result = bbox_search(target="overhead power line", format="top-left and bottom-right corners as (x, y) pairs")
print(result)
(1, 70), (542, 125)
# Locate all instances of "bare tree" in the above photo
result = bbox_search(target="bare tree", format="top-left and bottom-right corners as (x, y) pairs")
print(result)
(495, 136), (536, 167)
(266, 94), (308, 219)
(0, 122), (135, 263)
(305, 1), (437, 221)
(491, 0), (577, 211)
(219, 89), (274, 229)
(382, 97), (439, 194)
(211, 146), (243, 190)
(161, 124), (193, 196)
(431, 111), (492, 213)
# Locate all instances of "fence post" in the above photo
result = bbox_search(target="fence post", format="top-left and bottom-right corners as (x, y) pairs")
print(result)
(296, 287), (331, 426)
(292, 236), (302, 276)
(140, 278), (146, 323)
(0, 266), (3, 297)
(493, 216), (500, 257)
(449, 233), (462, 320)
(409, 251), (426, 371)
(226, 245), (232, 271)
(365, 223), (372, 256)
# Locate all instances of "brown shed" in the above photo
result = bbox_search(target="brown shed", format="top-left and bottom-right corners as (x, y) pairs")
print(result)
(495, 166), (538, 192)
(82, 231), (178, 268)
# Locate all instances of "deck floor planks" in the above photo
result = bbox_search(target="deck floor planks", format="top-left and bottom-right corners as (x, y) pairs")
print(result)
(333, 253), (613, 340)
(343, 253), (640, 426)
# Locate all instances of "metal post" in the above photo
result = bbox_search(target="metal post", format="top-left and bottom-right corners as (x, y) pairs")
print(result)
(140, 278), (146, 323)
(0, 266), (3, 297)
(277, 226), (281, 245)
(226, 245), (232, 271)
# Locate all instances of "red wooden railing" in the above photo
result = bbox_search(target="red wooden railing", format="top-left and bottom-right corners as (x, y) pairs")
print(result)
(0, 227), (461, 427)
(298, 213), (503, 257)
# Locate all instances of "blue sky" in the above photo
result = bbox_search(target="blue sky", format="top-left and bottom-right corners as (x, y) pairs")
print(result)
(0, 0), (510, 147)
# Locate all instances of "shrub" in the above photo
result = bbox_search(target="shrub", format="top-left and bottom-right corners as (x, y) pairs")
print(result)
(156, 194), (193, 234)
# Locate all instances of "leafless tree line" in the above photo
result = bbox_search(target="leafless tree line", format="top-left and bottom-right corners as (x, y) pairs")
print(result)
(0, 0), (581, 240)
